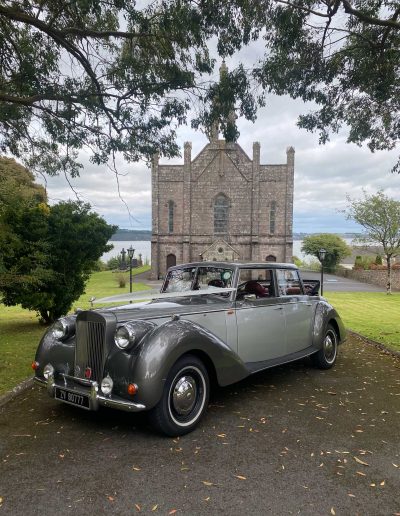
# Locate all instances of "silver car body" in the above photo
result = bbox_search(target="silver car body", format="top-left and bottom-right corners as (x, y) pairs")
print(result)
(34, 262), (345, 416)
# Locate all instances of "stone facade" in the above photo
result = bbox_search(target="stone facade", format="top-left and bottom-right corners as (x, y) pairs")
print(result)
(151, 138), (294, 278)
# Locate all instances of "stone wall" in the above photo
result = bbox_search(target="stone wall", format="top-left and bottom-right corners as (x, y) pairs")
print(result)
(336, 268), (400, 291)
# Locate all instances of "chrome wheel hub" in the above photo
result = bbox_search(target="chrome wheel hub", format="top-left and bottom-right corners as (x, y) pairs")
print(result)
(324, 333), (336, 361)
(172, 376), (197, 415)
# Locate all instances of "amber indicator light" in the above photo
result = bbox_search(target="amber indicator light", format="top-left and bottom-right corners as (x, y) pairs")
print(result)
(31, 361), (39, 370)
(127, 383), (138, 396)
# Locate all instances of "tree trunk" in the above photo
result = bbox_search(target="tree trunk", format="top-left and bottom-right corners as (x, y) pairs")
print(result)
(386, 255), (392, 294)
(39, 309), (52, 324)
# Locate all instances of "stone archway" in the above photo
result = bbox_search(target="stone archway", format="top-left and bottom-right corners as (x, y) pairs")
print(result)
(266, 254), (277, 262)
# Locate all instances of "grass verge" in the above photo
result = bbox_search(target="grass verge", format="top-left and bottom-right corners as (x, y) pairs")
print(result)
(0, 267), (151, 395)
(324, 292), (400, 352)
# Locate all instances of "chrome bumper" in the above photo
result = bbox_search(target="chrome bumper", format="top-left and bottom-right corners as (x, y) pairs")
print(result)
(34, 375), (146, 413)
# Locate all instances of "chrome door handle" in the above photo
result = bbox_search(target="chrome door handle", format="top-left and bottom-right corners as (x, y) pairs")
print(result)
(273, 306), (283, 310)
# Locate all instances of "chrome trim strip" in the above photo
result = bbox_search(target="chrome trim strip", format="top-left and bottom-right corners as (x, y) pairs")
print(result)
(38, 374), (146, 413)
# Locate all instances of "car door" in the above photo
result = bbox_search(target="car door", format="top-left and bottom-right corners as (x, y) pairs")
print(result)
(276, 268), (315, 354)
(235, 267), (287, 364)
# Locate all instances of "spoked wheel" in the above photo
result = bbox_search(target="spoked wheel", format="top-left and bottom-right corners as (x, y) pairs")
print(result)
(149, 355), (209, 436)
(311, 324), (338, 369)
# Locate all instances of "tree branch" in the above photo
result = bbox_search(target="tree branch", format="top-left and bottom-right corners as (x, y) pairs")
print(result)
(341, 0), (400, 29)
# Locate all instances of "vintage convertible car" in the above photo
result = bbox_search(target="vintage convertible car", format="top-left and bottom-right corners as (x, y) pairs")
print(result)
(33, 262), (345, 436)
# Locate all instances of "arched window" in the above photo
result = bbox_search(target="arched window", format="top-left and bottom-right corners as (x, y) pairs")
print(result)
(168, 200), (174, 233)
(214, 194), (229, 234)
(266, 254), (277, 262)
(269, 201), (276, 234)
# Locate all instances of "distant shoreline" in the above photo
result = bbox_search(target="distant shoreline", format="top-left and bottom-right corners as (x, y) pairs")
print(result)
(110, 229), (151, 241)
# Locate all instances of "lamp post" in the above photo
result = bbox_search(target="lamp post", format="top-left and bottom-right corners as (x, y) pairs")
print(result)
(127, 246), (135, 296)
(318, 248), (326, 296)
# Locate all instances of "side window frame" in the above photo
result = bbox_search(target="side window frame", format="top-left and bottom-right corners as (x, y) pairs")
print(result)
(276, 269), (304, 297)
(235, 267), (278, 303)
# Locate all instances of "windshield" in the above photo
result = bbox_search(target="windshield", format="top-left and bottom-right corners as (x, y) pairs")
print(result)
(163, 266), (234, 293)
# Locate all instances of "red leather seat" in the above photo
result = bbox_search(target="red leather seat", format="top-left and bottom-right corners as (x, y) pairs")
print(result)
(246, 281), (269, 297)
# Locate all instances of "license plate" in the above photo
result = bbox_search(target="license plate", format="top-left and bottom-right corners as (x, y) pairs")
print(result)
(55, 387), (90, 409)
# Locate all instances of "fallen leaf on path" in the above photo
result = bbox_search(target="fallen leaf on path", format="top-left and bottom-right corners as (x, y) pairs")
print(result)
(202, 481), (215, 486)
(348, 493), (355, 498)
(151, 505), (158, 511)
(354, 456), (369, 466)
(235, 475), (246, 480)
(132, 466), (141, 471)
(380, 481), (385, 486)
(135, 504), (141, 512)
(331, 508), (336, 515)
(356, 471), (366, 477)
(169, 510), (177, 515)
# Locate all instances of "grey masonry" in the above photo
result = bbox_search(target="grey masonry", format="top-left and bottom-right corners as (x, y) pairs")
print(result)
(151, 137), (294, 279)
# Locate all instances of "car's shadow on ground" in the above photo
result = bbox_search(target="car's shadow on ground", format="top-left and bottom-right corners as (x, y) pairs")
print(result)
(48, 356), (316, 438)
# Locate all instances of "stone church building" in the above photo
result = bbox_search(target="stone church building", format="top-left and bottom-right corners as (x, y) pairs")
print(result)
(150, 136), (294, 278)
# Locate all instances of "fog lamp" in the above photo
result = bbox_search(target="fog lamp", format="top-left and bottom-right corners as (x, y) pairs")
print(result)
(43, 363), (54, 380)
(101, 375), (114, 395)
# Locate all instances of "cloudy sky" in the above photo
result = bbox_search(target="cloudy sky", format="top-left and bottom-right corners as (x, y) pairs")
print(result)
(39, 45), (400, 235)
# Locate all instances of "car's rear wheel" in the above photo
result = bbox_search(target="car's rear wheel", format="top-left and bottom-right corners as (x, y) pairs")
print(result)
(148, 355), (209, 436)
(311, 324), (338, 369)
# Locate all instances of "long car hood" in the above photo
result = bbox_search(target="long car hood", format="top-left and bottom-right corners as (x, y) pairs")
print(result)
(102, 297), (232, 323)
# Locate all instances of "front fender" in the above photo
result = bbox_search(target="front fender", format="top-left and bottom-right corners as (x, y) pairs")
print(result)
(312, 300), (346, 349)
(131, 318), (249, 410)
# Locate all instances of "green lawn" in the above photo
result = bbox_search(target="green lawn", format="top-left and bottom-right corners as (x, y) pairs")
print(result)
(325, 292), (400, 352)
(0, 267), (151, 395)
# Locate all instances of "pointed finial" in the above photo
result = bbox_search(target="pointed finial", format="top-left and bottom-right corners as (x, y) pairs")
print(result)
(219, 60), (228, 78)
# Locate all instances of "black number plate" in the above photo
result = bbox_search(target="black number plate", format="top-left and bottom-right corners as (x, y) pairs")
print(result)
(55, 387), (90, 409)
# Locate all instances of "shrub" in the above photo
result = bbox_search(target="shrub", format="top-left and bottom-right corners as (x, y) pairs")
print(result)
(115, 273), (127, 288)
(292, 255), (304, 268)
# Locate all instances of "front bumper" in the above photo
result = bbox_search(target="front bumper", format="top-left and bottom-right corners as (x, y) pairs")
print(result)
(34, 374), (146, 413)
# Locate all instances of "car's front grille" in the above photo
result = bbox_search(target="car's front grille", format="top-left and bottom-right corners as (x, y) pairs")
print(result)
(75, 316), (106, 383)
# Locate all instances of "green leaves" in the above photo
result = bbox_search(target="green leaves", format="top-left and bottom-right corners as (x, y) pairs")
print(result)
(301, 234), (352, 272)
(0, 160), (116, 322)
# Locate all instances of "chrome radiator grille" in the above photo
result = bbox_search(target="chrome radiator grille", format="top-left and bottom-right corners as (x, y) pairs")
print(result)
(75, 318), (106, 383)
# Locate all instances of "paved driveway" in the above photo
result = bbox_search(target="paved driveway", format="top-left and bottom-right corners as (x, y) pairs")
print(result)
(300, 270), (385, 292)
(0, 336), (399, 515)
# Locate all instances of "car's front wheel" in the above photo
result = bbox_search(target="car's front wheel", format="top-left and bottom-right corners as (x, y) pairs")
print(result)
(311, 324), (338, 369)
(149, 355), (210, 436)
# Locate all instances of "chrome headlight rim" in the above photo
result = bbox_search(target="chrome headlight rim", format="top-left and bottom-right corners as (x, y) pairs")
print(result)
(52, 318), (69, 340)
(115, 323), (137, 350)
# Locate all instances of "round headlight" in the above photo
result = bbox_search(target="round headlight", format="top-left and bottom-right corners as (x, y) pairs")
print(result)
(52, 319), (68, 340)
(115, 324), (136, 350)
(43, 363), (54, 380)
(101, 375), (114, 395)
